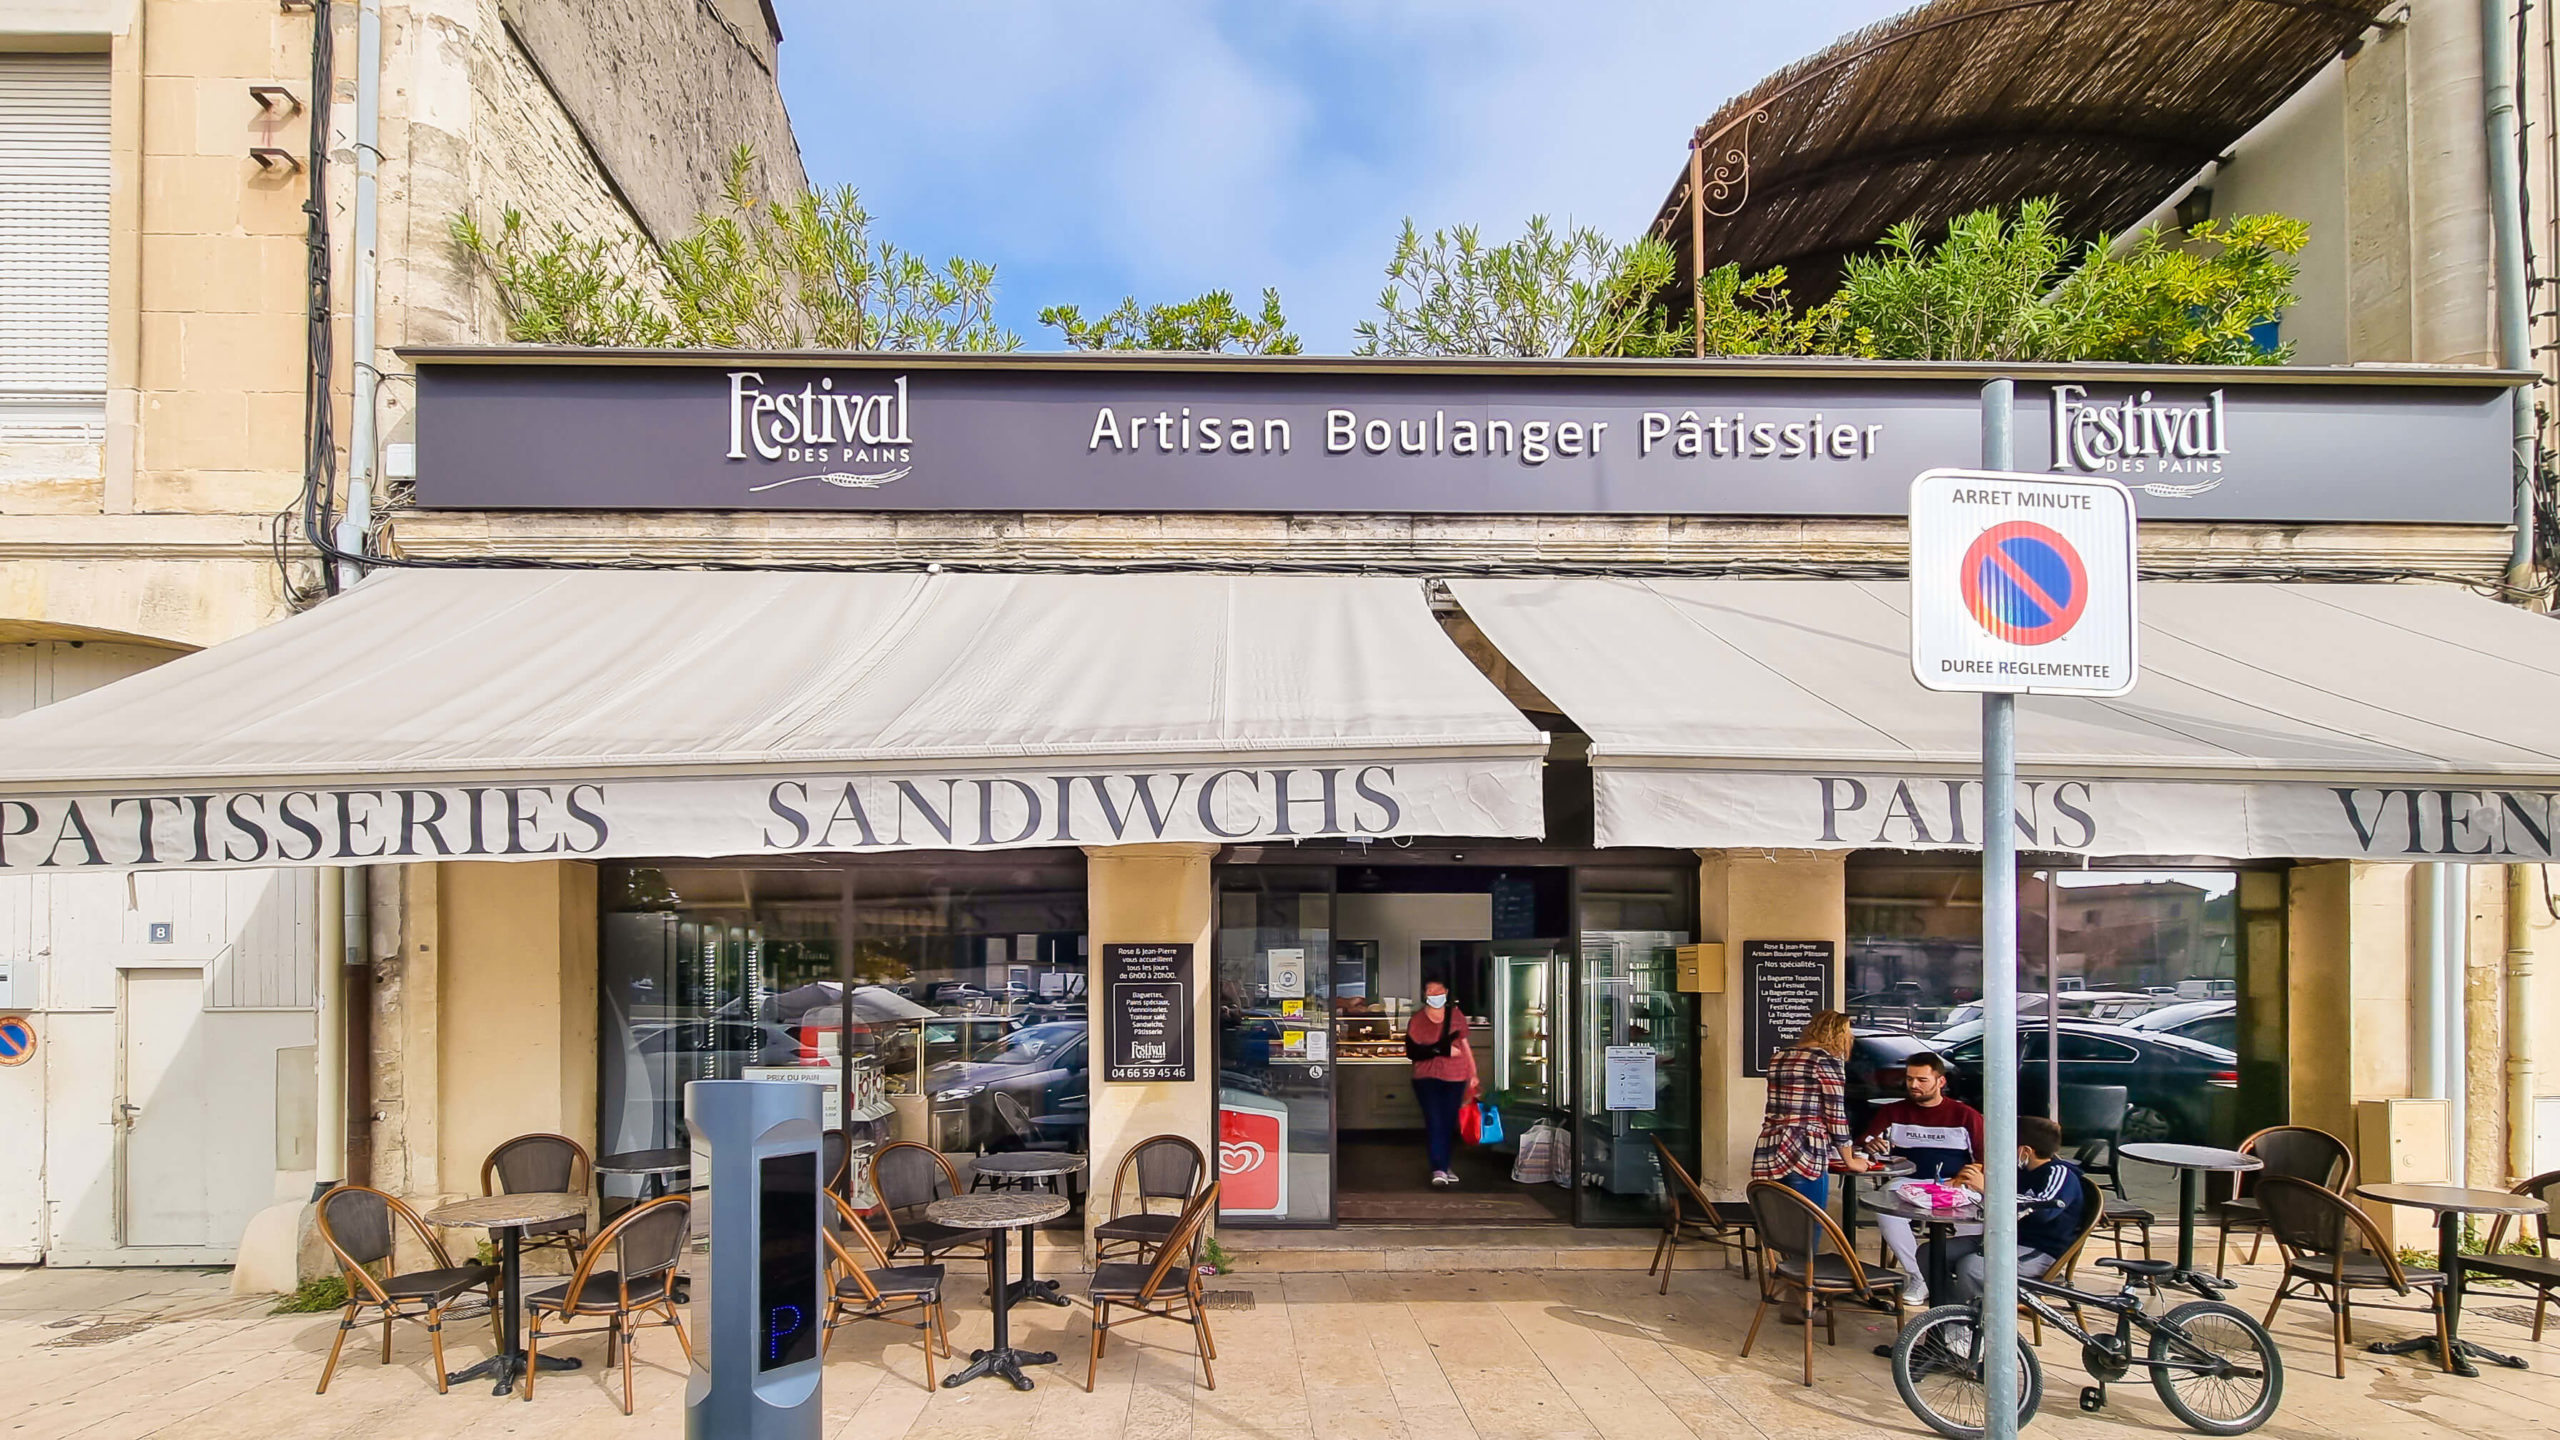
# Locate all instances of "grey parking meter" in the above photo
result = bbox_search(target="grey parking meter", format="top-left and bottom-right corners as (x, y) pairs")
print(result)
(685, 1079), (823, 1440)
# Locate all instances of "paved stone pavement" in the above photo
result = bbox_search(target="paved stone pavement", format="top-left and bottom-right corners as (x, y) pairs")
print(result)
(5, 1253), (2558, 1439)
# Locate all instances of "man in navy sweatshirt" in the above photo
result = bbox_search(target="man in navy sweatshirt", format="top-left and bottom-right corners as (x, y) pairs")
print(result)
(1929, 1114), (2085, 1303)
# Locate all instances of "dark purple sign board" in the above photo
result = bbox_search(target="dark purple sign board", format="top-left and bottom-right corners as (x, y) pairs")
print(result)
(410, 353), (2519, 523)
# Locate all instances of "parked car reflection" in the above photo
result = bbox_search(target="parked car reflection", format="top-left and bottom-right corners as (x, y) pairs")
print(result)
(925, 1020), (1088, 1151)
(1927, 1018), (2239, 1142)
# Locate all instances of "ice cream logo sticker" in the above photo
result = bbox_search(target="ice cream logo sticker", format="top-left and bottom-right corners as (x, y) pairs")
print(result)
(725, 371), (913, 491)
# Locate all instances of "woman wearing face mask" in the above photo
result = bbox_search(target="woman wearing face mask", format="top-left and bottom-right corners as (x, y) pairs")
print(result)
(1407, 979), (1481, 1187)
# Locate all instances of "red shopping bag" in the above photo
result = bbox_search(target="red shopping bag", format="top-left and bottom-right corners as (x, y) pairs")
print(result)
(1458, 1099), (1484, 1145)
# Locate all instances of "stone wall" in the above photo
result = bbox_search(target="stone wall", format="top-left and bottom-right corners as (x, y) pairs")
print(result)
(493, 0), (803, 243)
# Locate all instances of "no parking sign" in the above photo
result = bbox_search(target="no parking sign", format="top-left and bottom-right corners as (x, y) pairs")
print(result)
(1911, 468), (2137, 696)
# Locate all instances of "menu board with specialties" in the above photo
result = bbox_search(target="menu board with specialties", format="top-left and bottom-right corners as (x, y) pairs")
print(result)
(1743, 939), (1837, 1079)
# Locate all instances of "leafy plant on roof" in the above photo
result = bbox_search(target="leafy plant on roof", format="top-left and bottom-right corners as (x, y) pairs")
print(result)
(1042, 288), (1301, 354)
(1352, 216), (1714, 358)
(456, 147), (1018, 352)
(1825, 197), (2305, 364)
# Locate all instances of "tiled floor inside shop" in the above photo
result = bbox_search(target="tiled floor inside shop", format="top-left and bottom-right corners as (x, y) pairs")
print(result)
(8, 1223), (2560, 1440)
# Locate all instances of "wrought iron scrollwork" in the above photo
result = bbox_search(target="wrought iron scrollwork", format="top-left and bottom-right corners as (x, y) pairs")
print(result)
(1696, 108), (1769, 219)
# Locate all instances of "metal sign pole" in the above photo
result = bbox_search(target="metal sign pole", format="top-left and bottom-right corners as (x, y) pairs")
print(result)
(1978, 378), (2022, 1439)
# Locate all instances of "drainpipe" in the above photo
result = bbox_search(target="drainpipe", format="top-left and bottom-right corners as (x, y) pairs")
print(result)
(332, 0), (381, 577)
(316, 870), (344, 1184)
(2486, 0), (2543, 1186)
(2446, 864), (2469, 1185)
(2486, 0), (2535, 583)
(2416, 865), (2452, 1174)
(2513, 867), (2540, 1182)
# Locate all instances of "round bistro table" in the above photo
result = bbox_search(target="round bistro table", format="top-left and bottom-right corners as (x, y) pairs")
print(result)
(1832, 1154), (1917, 1240)
(926, 1191), (1071, 1390)
(1861, 1186), (1983, 1305)
(970, 1151), (1088, 1205)
(424, 1191), (590, 1396)
(2356, 1182), (2547, 1376)
(593, 1146), (691, 1198)
(2120, 1142), (2259, 1288)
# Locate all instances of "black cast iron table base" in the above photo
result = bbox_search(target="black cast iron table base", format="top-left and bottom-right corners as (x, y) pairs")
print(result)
(945, 1219), (1067, 1389)
(2367, 1209), (2531, 1378)
(445, 1349), (583, 1396)
(445, 1226), (583, 1396)
(2367, 1333), (2527, 1379)
(1004, 1276), (1070, 1307)
(943, 1344), (1059, 1391)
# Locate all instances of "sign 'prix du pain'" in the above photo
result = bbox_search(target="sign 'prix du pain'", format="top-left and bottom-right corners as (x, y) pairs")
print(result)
(1910, 468), (2138, 697)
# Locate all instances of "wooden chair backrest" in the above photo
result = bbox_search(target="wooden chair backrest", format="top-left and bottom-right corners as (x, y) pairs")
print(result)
(2257, 1176), (2415, 1292)
(1111, 1135), (1209, 1220)
(482, 1133), (592, 1198)
(1651, 1135), (1733, 1233)
(549, 1194), (690, 1319)
(1746, 1180), (1879, 1292)
(316, 1184), (458, 1306)
(823, 1192), (900, 1306)
(2047, 1176), (2109, 1281)
(868, 1141), (962, 1245)
(1134, 1182), (1221, 1304)
(2490, 1169), (2560, 1252)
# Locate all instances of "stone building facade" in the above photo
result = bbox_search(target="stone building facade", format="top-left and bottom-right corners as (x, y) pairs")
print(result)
(0, 0), (799, 1269)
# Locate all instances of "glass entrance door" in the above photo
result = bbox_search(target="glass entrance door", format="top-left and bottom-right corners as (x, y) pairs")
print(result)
(1574, 867), (1700, 1226)
(1213, 866), (1336, 1225)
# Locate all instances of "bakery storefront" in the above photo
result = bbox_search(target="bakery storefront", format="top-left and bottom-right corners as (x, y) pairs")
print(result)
(3, 352), (2555, 1242)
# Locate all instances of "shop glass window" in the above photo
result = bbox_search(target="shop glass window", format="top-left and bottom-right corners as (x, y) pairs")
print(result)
(599, 867), (845, 1209)
(847, 857), (1090, 1177)
(1846, 859), (2271, 1155)
(599, 855), (1089, 1216)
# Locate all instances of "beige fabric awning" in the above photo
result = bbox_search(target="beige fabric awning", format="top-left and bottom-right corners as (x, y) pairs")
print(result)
(1452, 578), (2560, 860)
(0, 570), (1547, 872)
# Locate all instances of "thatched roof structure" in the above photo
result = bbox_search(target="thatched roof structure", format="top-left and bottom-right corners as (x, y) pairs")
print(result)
(1649, 0), (2391, 310)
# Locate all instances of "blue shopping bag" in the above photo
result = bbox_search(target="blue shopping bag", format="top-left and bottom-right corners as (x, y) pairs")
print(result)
(1477, 1103), (1505, 1146)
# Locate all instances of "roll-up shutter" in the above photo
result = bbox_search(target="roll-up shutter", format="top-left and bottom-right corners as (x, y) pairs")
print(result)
(0, 53), (109, 440)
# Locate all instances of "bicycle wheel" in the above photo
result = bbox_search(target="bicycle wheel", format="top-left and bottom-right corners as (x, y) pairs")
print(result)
(1891, 1305), (2044, 1440)
(2147, 1300), (2284, 1435)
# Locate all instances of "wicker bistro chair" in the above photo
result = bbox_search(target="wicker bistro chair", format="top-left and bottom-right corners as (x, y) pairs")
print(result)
(2256, 1176), (2452, 1378)
(2058, 1084), (2131, 1200)
(1093, 1135), (1210, 1264)
(482, 1133), (594, 1260)
(1085, 1182), (1222, 1392)
(822, 1192), (951, 1388)
(313, 1184), (501, 1395)
(1648, 1135), (1758, 1291)
(2026, 1181), (2111, 1342)
(2102, 1197), (2157, 1261)
(2464, 1169), (2560, 1340)
(869, 1141), (997, 1270)
(521, 1195), (693, 1413)
(2215, 1126), (2354, 1274)
(1740, 1180), (1908, 1387)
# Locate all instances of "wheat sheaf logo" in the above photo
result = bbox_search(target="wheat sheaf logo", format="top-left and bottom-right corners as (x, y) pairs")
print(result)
(728, 371), (913, 493)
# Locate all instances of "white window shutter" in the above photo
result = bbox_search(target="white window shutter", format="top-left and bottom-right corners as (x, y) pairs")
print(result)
(0, 54), (108, 440)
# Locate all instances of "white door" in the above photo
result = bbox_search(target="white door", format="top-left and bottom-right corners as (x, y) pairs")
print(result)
(119, 968), (212, 1248)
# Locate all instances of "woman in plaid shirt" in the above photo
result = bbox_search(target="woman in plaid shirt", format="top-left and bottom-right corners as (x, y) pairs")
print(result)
(1751, 1010), (1872, 1207)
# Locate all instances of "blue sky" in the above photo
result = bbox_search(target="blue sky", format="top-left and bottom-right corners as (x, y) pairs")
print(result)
(768, 2), (1913, 353)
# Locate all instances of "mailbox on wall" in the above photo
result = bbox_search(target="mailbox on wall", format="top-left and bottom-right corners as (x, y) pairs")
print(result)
(686, 1078), (823, 1440)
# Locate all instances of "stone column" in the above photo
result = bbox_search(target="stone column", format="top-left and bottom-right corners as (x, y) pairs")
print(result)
(1083, 843), (1217, 1254)
(1695, 849), (1848, 1195)
(432, 860), (601, 1193)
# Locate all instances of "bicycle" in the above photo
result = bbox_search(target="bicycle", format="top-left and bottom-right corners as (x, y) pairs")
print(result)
(1890, 1256), (2284, 1438)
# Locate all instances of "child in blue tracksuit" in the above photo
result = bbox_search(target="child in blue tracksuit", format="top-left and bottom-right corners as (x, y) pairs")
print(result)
(1927, 1114), (2084, 1303)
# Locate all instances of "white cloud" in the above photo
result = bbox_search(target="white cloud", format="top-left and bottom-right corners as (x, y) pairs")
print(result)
(776, 1), (1912, 348)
